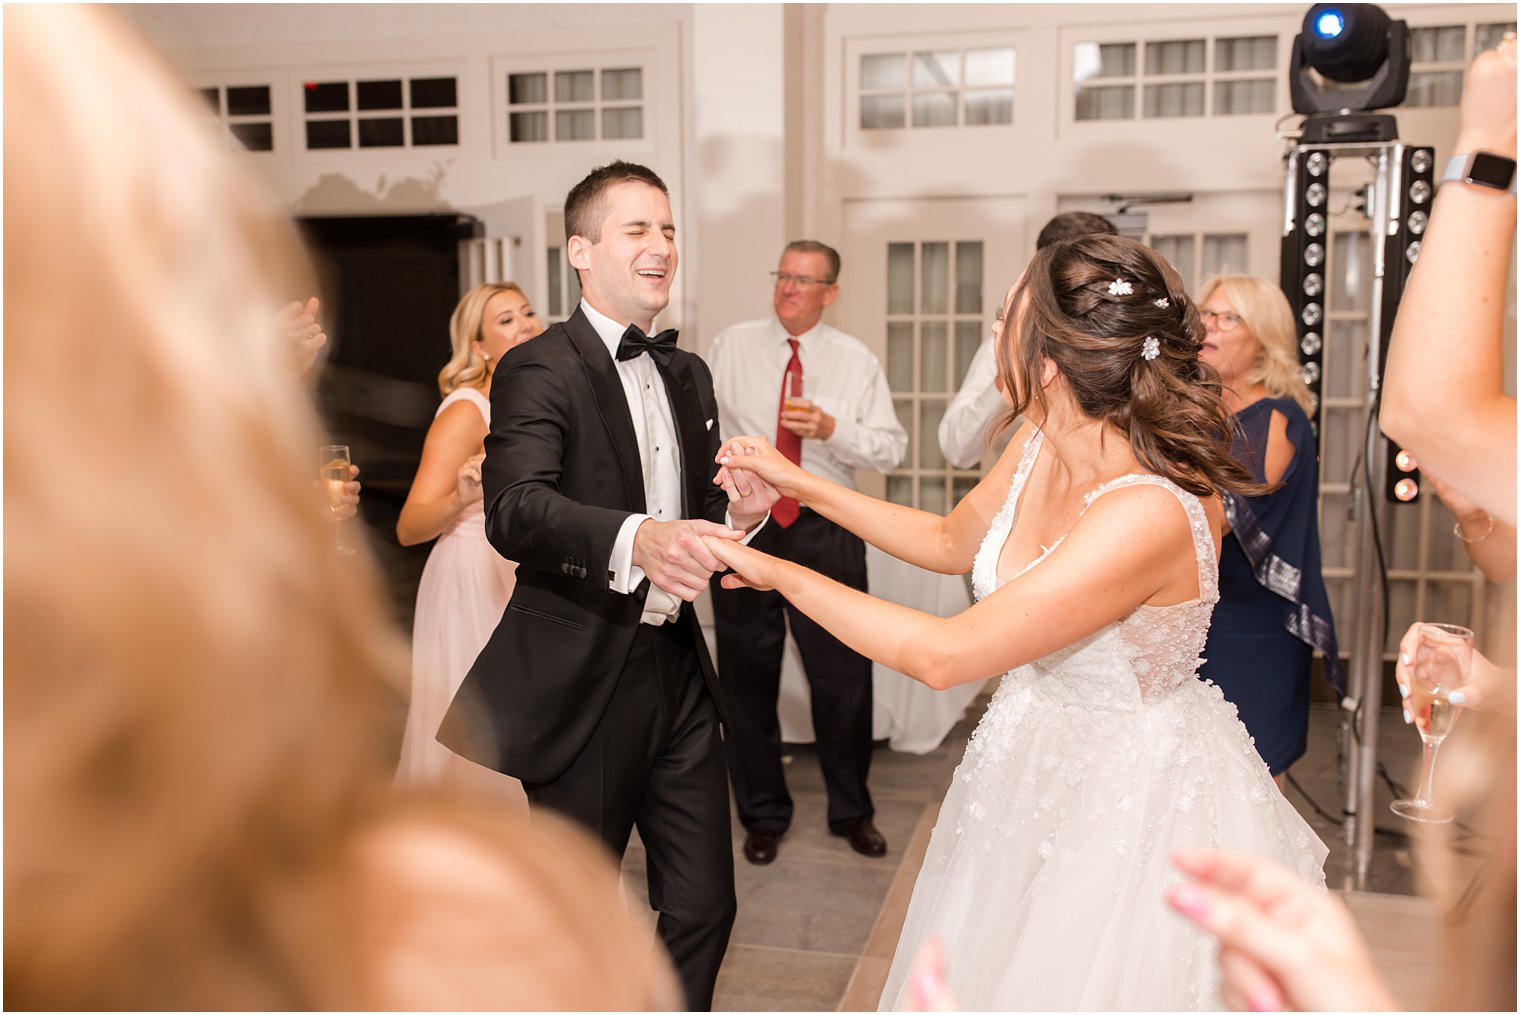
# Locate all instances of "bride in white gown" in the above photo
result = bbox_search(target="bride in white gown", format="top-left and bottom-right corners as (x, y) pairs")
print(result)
(705, 234), (1327, 1011)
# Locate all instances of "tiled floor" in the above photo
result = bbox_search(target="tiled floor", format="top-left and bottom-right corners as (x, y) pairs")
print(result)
(616, 692), (1460, 1011)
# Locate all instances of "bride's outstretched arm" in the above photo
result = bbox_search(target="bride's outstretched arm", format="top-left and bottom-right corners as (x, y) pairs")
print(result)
(706, 483), (1197, 689)
(715, 423), (1034, 575)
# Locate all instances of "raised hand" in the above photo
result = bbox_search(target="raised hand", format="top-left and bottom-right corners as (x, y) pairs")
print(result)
(277, 296), (327, 377)
(1397, 622), (1510, 719)
(1456, 32), (1517, 157)
(1166, 847), (1393, 1012)
(329, 463), (361, 521)
(780, 401), (835, 440)
(716, 463), (780, 527)
(457, 452), (485, 507)
(634, 518), (745, 601)
(703, 535), (778, 592)
(715, 435), (806, 498)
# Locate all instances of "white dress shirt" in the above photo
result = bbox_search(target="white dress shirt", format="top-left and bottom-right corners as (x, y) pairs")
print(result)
(938, 333), (1014, 469)
(708, 317), (906, 489)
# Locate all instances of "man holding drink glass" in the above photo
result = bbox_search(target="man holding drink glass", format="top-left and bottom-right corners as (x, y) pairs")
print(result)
(707, 240), (906, 865)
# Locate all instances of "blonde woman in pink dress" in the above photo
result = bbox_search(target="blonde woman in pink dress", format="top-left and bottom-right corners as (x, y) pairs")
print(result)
(396, 283), (543, 803)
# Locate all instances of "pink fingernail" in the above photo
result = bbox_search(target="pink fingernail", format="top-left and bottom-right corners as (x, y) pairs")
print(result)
(1170, 884), (1209, 920)
(1248, 988), (1280, 1012)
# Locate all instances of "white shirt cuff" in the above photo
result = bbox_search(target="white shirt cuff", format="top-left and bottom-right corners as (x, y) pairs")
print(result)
(728, 509), (768, 544)
(609, 513), (650, 594)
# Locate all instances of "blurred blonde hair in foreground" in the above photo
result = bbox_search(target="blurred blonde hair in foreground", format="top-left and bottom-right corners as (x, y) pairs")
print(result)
(3, 6), (677, 1009)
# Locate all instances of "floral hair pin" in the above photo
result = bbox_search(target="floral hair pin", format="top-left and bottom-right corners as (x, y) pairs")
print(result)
(1141, 336), (1161, 361)
(1153, 297), (1169, 308)
(1108, 278), (1133, 296)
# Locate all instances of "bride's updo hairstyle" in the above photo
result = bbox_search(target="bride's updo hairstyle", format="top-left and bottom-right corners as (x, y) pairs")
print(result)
(997, 233), (1258, 498)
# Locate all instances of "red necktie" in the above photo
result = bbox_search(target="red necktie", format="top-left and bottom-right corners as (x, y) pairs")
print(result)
(773, 338), (803, 528)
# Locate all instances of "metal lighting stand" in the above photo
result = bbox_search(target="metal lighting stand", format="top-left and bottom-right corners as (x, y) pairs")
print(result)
(1279, 129), (1434, 888)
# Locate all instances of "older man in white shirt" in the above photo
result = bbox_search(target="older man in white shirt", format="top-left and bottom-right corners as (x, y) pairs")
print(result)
(707, 240), (907, 866)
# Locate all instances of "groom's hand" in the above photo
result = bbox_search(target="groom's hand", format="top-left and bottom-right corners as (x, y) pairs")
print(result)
(633, 518), (744, 601)
(717, 464), (780, 530)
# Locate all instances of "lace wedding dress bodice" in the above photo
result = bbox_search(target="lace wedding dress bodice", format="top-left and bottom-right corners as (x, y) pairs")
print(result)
(878, 429), (1327, 1013)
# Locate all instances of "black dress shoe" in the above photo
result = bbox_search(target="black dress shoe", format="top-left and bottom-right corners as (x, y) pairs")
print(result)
(743, 829), (780, 865)
(834, 817), (887, 858)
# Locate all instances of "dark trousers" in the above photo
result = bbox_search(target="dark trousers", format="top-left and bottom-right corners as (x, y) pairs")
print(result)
(712, 509), (874, 834)
(523, 618), (736, 1011)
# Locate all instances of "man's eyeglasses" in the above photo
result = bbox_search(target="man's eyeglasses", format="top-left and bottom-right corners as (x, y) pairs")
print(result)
(771, 271), (836, 289)
(1199, 308), (1245, 330)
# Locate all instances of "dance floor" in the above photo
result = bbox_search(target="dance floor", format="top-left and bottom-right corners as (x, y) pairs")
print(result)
(620, 696), (1445, 1011)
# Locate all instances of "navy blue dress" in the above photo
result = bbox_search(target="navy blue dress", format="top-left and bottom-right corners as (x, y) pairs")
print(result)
(1200, 397), (1343, 775)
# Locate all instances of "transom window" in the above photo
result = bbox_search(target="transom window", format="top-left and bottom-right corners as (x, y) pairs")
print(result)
(1074, 35), (1278, 121)
(859, 48), (1015, 130)
(884, 241), (986, 513)
(1146, 232), (1248, 294)
(1405, 21), (1517, 108)
(199, 83), (274, 152)
(302, 76), (459, 149)
(507, 67), (644, 143)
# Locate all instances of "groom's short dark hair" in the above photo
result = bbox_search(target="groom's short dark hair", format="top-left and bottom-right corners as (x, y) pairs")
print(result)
(565, 161), (670, 245)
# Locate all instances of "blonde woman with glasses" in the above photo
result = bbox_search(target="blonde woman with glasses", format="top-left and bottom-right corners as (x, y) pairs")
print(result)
(1195, 275), (1341, 785)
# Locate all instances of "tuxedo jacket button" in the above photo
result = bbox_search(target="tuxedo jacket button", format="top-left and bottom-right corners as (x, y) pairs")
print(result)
(560, 563), (569, 574)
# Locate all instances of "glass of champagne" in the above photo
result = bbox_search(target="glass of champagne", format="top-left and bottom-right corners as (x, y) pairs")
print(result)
(320, 444), (357, 556)
(1389, 622), (1472, 824)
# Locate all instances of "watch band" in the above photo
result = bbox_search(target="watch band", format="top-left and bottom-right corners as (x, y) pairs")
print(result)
(1442, 152), (1519, 195)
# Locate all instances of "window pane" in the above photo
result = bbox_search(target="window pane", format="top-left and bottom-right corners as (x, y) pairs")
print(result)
(1422, 582), (1473, 637)
(1149, 235), (1195, 291)
(1143, 82), (1205, 118)
(920, 242), (949, 314)
(921, 321), (949, 393)
(965, 47), (1015, 86)
(410, 77), (457, 108)
(887, 321), (915, 389)
(303, 81), (349, 114)
(912, 91), (957, 128)
(226, 85), (270, 116)
(920, 400), (948, 468)
(509, 110), (548, 142)
(887, 474), (914, 507)
(1325, 322), (1366, 400)
(1214, 78), (1275, 115)
(913, 51), (959, 88)
(229, 121), (273, 151)
(602, 67), (642, 101)
(1216, 35), (1278, 72)
(1385, 581), (1419, 654)
(954, 241), (983, 314)
(1476, 23), (1519, 52)
(895, 400), (915, 458)
(547, 248), (564, 317)
(861, 53), (907, 90)
(1321, 491), (1352, 569)
(1146, 39), (1205, 75)
(357, 117), (405, 147)
(509, 73), (547, 105)
(357, 79), (403, 110)
(411, 115), (458, 146)
(603, 107), (643, 140)
(1202, 234), (1248, 278)
(861, 93), (906, 130)
(199, 87), (221, 113)
(888, 244), (915, 315)
(964, 89), (1013, 126)
(953, 476), (978, 506)
(305, 118), (351, 148)
(1405, 70), (1463, 108)
(1387, 503), (1422, 571)
(555, 109), (596, 141)
(556, 70), (595, 103)
(1075, 84), (1134, 121)
(1073, 42), (1135, 81)
(919, 474), (948, 514)
(955, 321), (983, 383)
(1410, 25), (1466, 63)
(1321, 407), (1355, 492)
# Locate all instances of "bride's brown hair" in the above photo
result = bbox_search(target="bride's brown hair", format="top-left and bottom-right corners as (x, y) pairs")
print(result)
(996, 233), (1259, 498)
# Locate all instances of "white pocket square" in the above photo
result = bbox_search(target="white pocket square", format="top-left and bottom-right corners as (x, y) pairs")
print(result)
(706, 418), (714, 431)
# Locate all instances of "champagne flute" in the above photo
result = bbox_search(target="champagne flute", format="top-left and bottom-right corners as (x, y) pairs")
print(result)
(1389, 622), (1472, 824)
(320, 444), (357, 556)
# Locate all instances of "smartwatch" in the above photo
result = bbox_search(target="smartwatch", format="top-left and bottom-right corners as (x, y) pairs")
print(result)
(1442, 151), (1518, 195)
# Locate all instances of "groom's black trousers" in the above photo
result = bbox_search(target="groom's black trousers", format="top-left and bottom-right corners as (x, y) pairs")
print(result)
(523, 614), (735, 1011)
(712, 507), (875, 835)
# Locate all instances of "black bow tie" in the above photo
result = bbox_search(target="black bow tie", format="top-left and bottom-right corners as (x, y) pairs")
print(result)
(616, 324), (679, 367)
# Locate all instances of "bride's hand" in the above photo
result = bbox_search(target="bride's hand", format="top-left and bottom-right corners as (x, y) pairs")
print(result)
(715, 436), (804, 497)
(703, 535), (778, 592)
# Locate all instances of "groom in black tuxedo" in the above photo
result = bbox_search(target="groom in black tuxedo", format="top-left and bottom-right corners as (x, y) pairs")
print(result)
(439, 161), (775, 1010)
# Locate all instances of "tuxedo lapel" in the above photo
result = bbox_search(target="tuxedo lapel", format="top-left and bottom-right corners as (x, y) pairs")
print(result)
(660, 356), (710, 519)
(565, 309), (646, 513)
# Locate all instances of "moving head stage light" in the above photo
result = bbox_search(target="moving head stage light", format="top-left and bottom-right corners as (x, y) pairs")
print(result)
(1290, 2), (1411, 143)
